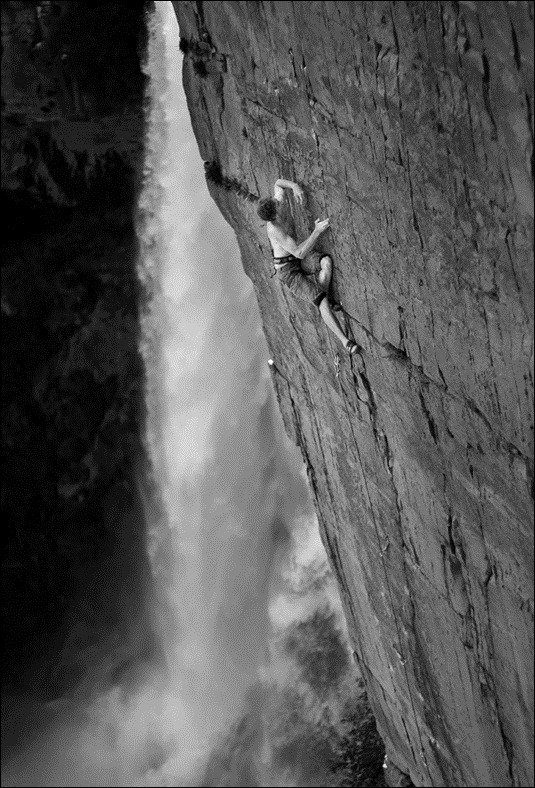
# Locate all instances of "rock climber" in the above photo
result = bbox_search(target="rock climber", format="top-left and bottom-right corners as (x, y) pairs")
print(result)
(257, 178), (358, 353)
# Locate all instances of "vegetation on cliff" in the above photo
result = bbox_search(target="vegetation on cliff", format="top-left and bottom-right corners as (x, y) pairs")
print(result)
(203, 606), (386, 788)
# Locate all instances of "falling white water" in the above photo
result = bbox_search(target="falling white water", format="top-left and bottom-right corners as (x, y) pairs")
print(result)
(135, 4), (349, 786)
(138, 4), (317, 785)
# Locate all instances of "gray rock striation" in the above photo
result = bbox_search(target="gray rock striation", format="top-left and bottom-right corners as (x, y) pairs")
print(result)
(173, 2), (534, 786)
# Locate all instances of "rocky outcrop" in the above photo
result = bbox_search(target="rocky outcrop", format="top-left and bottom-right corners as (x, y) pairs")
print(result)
(173, 2), (534, 786)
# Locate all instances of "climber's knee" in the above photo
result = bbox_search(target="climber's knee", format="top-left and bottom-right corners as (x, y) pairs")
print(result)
(317, 292), (329, 311)
(317, 256), (332, 291)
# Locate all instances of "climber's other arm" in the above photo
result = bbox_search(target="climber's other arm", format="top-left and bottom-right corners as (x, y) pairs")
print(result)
(269, 218), (330, 259)
(274, 178), (304, 204)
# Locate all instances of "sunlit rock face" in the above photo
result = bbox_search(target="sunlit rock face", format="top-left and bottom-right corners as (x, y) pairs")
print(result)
(173, 2), (534, 786)
(1, 0), (157, 704)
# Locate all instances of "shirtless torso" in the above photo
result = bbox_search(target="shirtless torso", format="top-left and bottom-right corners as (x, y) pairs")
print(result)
(267, 225), (292, 259)
(267, 184), (296, 258)
(265, 180), (330, 261)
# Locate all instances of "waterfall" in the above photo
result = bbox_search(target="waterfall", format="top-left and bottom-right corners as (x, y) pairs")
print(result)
(137, 4), (317, 783)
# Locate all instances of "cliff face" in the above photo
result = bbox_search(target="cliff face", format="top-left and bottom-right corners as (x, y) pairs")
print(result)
(174, 2), (534, 786)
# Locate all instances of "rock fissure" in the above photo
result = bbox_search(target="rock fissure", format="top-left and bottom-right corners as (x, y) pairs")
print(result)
(342, 304), (533, 469)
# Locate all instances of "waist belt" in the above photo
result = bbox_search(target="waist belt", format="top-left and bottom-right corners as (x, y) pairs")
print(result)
(274, 254), (298, 267)
(270, 254), (299, 278)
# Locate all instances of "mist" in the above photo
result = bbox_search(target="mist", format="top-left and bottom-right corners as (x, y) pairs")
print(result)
(140, 4), (331, 781)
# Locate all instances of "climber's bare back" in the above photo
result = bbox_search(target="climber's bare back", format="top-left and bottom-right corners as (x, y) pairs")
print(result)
(267, 222), (300, 259)
(266, 182), (297, 258)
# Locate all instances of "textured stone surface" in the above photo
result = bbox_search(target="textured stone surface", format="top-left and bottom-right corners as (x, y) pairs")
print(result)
(174, 2), (534, 786)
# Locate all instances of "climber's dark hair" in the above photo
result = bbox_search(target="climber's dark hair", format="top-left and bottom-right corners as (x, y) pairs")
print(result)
(257, 197), (278, 222)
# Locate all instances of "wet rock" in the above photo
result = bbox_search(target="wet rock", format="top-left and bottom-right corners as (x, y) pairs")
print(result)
(174, 2), (534, 786)
(383, 753), (415, 787)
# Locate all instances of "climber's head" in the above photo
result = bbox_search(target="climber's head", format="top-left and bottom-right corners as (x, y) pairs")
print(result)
(257, 197), (278, 223)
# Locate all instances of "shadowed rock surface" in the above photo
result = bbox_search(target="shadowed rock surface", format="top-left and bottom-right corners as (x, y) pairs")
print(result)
(173, 2), (534, 786)
(1, 0), (164, 716)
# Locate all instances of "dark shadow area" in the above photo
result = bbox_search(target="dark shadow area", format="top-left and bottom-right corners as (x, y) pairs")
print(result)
(1, 0), (164, 756)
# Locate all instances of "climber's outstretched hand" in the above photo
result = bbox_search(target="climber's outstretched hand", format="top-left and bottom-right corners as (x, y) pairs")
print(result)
(314, 217), (330, 233)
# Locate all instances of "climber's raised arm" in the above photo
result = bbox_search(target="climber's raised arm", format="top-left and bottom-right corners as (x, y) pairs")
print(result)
(295, 218), (329, 257)
(274, 178), (304, 204)
(268, 218), (330, 259)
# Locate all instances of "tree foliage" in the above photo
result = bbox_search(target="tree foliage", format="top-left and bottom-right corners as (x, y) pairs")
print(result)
(203, 607), (385, 786)
(283, 607), (350, 699)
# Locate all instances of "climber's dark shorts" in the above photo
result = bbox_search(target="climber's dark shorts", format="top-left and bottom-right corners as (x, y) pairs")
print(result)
(273, 252), (328, 308)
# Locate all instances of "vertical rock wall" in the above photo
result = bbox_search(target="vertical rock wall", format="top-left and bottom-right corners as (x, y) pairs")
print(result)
(173, 2), (533, 786)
